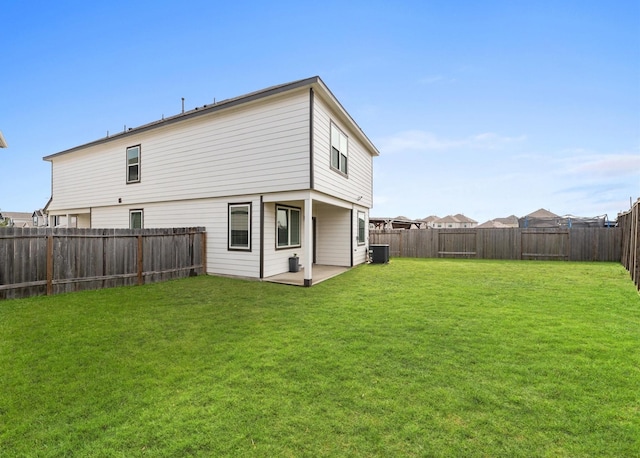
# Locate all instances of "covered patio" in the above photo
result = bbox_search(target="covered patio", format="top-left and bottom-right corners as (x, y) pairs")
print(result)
(264, 264), (350, 286)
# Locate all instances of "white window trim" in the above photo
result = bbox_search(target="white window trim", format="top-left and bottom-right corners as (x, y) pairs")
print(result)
(126, 145), (141, 184)
(276, 205), (301, 249)
(357, 211), (366, 245)
(228, 203), (251, 251)
(129, 209), (143, 229)
(330, 122), (348, 176)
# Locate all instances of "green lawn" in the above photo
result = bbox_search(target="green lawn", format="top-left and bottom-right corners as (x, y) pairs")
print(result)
(1, 259), (638, 457)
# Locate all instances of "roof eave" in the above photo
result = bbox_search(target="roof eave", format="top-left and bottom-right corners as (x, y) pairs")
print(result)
(43, 76), (380, 161)
(43, 76), (324, 161)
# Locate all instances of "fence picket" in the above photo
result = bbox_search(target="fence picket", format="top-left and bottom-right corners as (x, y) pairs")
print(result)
(618, 199), (640, 290)
(370, 227), (622, 263)
(0, 227), (206, 300)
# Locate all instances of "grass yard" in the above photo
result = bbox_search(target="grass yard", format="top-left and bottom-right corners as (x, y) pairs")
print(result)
(1, 259), (638, 457)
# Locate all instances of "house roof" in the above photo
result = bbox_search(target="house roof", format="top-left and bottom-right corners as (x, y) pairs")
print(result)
(477, 215), (519, 228)
(434, 214), (477, 224)
(0, 130), (7, 148)
(43, 76), (380, 161)
(494, 215), (519, 225)
(435, 215), (460, 223)
(524, 208), (559, 218)
(0, 211), (32, 220)
(453, 213), (477, 223)
(477, 220), (507, 228)
(0, 211), (33, 227)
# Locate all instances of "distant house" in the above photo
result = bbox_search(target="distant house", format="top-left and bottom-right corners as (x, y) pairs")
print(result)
(518, 209), (560, 228)
(42, 76), (379, 285)
(519, 209), (608, 228)
(432, 214), (478, 229)
(0, 212), (33, 227)
(32, 209), (48, 227)
(477, 215), (519, 228)
(418, 215), (439, 229)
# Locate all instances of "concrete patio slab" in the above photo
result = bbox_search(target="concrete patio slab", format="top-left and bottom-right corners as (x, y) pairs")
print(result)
(264, 264), (349, 286)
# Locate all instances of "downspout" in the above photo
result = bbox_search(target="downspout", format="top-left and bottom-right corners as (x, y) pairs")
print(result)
(260, 195), (264, 279)
(350, 209), (354, 267)
(309, 87), (315, 190)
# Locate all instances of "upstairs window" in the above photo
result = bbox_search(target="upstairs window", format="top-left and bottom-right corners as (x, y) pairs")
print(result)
(130, 209), (143, 229)
(330, 123), (348, 175)
(277, 205), (301, 248)
(229, 203), (251, 251)
(127, 145), (141, 183)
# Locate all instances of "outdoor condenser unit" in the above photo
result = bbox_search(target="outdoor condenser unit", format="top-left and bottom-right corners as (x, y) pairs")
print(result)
(369, 244), (390, 264)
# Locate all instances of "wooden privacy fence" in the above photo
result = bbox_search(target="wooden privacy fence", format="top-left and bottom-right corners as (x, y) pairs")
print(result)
(370, 227), (621, 262)
(0, 227), (206, 300)
(618, 199), (640, 291)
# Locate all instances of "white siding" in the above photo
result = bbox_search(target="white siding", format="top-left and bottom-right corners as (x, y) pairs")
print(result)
(312, 95), (374, 209)
(91, 196), (262, 278)
(262, 201), (306, 278)
(48, 90), (310, 212)
(45, 79), (378, 281)
(314, 203), (351, 267)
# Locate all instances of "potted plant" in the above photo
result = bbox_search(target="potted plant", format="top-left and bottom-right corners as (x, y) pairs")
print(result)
(288, 253), (300, 272)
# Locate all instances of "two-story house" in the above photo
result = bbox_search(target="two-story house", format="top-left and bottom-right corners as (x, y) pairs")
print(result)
(43, 76), (379, 286)
(431, 214), (478, 229)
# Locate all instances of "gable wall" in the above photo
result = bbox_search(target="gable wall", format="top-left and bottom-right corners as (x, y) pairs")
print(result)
(312, 95), (374, 209)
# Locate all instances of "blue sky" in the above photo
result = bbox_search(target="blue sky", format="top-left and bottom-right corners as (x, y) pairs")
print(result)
(2, 0), (638, 223)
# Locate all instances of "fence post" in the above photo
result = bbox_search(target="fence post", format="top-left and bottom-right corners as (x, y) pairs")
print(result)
(46, 234), (53, 296)
(201, 230), (207, 274)
(137, 235), (143, 285)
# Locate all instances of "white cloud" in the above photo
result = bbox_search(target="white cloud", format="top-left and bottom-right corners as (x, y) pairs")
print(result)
(561, 153), (640, 179)
(376, 130), (526, 155)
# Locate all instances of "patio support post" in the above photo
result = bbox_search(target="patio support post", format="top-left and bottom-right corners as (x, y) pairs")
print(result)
(304, 197), (313, 286)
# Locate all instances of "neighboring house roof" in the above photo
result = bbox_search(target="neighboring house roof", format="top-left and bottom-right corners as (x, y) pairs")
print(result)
(453, 213), (477, 224)
(0, 130), (7, 148)
(419, 215), (439, 223)
(435, 214), (475, 224)
(477, 220), (505, 228)
(478, 215), (519, 228)
(44, 76), (380, 161)
(524, 208), (559, 218)
(436, 215), (460, 224)
(0, 211), (33, 227)
(494, 215), (519, 226)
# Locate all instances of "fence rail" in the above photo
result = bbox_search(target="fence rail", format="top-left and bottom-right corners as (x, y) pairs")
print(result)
(369, 227), (621, 262)
(619, 199), (640, 291)
(0, 227), (206, 300)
